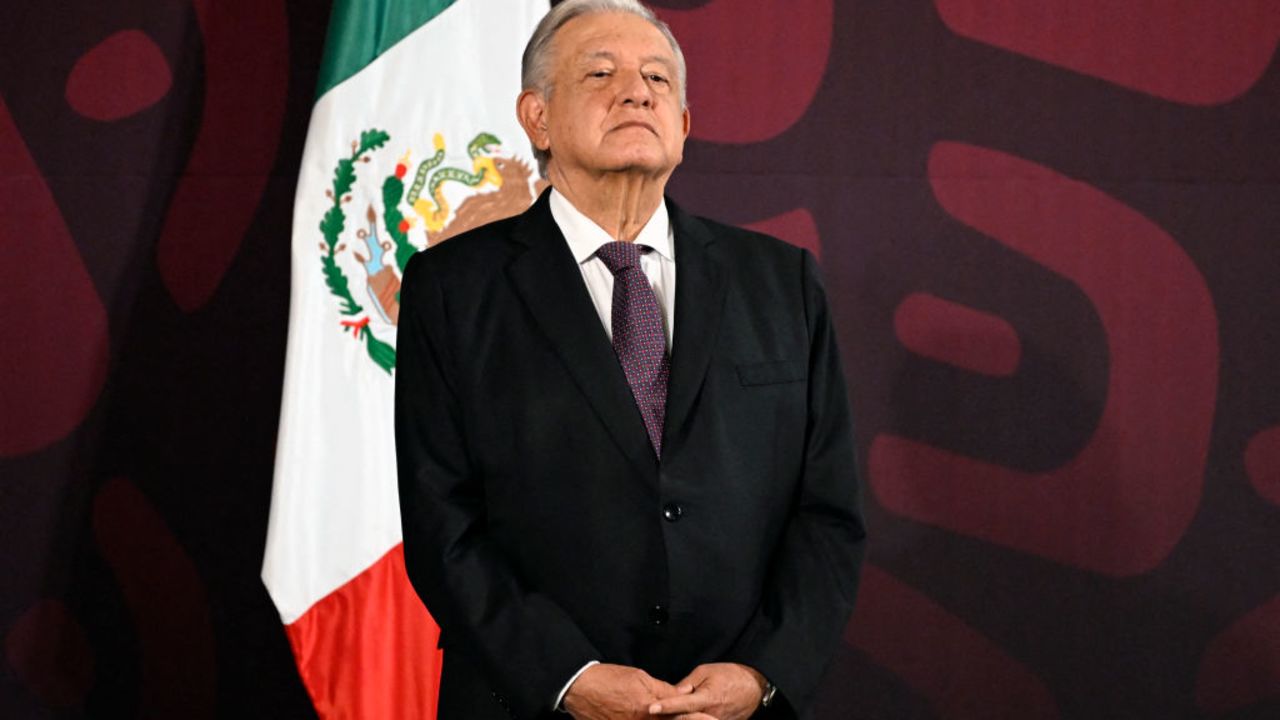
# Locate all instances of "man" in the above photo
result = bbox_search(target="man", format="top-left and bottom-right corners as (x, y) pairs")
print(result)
(395, 1), (866, 718)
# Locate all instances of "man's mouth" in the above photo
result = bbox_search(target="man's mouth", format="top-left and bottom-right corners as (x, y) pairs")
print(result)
(611, 121), (657, 135)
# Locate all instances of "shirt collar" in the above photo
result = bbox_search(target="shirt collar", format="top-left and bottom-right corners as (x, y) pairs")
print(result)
(549, 188), (674, 264)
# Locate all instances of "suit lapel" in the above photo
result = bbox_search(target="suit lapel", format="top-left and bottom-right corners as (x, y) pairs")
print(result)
(506, 193), (655, 466)
(664, 199), (727, 453)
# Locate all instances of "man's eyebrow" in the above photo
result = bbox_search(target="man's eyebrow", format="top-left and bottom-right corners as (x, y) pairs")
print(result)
(578, 50), (675, 70)
(640, 54), (675, 71)
(580, 50), (617, 64)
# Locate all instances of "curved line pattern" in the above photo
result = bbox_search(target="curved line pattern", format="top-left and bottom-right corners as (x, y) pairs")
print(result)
(870, 142), (1218, 576)
(656, 0), (833, 143)
(1196, 592), (1280, 713)
(894, 292), (1021, 377)
(156, 0), (289, 311)
(934, 0), (1280, 105)
(847, 565), (1061, 719)
(1245, 425), (1280, 508)
(0, 96), (109, 457)
(92, 478), (216, 718)
(744, 207), (821, 259)
(65, 30), (173, 122)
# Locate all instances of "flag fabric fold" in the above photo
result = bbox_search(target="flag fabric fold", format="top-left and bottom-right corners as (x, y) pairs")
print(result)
(263, 1), (548, 716)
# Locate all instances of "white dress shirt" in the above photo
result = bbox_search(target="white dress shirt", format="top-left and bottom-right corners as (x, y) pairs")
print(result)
(545, 188), (677, 710)
(549, 188), (676, 349)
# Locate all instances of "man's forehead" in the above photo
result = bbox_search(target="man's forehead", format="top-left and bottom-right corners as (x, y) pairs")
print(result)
(555, 13), (673, 59)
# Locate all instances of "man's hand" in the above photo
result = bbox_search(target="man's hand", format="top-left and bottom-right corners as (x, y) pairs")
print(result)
(647, 663), (766, 720)
(563, 663), (690, 720)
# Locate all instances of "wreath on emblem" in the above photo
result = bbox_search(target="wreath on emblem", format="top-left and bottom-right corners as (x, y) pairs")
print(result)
(319, 129), (398, 372)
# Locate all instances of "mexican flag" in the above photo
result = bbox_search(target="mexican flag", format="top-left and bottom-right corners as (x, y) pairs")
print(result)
(262, 0), (548, 717)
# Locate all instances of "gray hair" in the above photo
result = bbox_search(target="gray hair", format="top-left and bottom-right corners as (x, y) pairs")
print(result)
(521, 0), (688, 176)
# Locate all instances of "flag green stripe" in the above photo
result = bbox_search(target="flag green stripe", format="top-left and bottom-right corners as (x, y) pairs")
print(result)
(315, 0), (458, 100)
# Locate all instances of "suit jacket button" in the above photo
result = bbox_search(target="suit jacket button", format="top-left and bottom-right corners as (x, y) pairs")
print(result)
(649, 604), (669, 625)
(662, 503), (683, 522)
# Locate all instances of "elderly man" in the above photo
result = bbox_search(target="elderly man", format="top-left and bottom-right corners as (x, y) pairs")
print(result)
(395, 1), (866, 718)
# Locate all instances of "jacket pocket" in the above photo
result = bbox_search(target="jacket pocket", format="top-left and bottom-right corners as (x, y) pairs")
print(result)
(736, 359), (807, 386)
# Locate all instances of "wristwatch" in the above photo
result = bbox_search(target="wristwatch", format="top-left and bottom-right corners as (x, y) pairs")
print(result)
(761, 680), (778, 708)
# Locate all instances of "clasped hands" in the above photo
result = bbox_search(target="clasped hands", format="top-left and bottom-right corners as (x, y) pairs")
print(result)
(563, 662), (766, 720)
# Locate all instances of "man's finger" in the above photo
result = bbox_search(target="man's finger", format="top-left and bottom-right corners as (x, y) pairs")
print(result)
(676, 666), (709, 689)
(649, 689), (713, 715)
(654, 681), (695, 697)
(655, 681), (696, 696)
(649, 680), (681, 696)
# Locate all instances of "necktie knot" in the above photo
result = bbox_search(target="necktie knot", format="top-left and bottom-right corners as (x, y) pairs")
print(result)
(595, 241), (643, 275)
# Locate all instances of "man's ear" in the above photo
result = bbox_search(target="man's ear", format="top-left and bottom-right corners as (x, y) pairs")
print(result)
(681, 106), (691, 140)
(517, 90), (550, 152)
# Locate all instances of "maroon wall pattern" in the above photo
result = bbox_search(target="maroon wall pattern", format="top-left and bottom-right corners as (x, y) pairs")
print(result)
(2, 0), (1278, 718)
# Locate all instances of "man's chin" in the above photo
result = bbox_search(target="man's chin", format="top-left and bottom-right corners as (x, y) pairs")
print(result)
(597, 155), (676, 177)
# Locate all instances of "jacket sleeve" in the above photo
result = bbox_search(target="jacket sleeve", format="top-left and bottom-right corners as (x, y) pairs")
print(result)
(395, 251), (600, 718)
(724, 248), (867, 717)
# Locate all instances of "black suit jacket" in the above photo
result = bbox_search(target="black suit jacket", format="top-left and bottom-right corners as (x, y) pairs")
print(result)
(395, 191), (866, 720)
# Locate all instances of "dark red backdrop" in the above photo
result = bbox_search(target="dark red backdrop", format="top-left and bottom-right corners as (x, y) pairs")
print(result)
(2, 1), (1278, 717)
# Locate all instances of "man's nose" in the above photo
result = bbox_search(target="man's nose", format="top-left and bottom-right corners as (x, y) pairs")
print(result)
(618, 72), (653, 107)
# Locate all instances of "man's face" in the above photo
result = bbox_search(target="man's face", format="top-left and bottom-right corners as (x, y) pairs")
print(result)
(525, 11), (690, 180)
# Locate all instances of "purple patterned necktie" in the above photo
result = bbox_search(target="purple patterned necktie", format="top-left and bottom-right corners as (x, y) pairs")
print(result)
(595, 241), (669, 458)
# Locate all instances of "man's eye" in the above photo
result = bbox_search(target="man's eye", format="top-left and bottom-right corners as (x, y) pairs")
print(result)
(647, 74), (668, 84)
(589, 70), (610, 78)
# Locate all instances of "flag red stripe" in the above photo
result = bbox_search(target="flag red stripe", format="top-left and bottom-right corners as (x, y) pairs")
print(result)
(285, 544), (442, 719)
